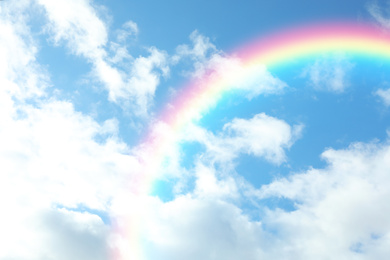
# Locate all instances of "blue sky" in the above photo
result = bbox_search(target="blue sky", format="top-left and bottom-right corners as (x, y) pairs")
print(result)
(1, 0), (390, 259)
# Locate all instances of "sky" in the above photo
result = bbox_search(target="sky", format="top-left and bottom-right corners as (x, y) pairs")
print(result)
(1, 0), (390, 259)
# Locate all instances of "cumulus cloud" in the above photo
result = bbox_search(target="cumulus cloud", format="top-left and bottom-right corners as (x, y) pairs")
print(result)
(182, 113), (303, 165)
(302, 54), (353, 93)
(94, 47), (169, 115)
(0, 1), (48, 102)
(142, 196), (266, 260)
(37, 0), (169, 116)
(134, 135), (390, 260)
(38, 0), (108, 60)
(251, 138), (390, 259)
(0, 2), (137, 259)
(39, 208), (109, 260)
(0, 100), (135, 259)
(375, 88), (390, 106)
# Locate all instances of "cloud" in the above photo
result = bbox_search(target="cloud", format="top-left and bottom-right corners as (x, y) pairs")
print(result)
(174, 31), (287, 99)
(375, 88), (390, 106)
(116, 20), (139, 43)
(37, 0), (169, 117)
(224, 114), (303, 163)
(301, 54), (353, 93)
(0, 98), (137, 259)
(141, 196), (266, 260)
(174, 30), (217, 64)
(248, 138), (390, 258)
(39, 208), (109, 260)
(192, 162), (240, 200)
(94, 47), (169, 116)
(0, 0), (49, 102)
(0, 207), (109, 260)
(133, 135), (390, 260)
(0, 3), (138, 259)
(38, 0), (108, 60)
(182, 113), (303, 165)
(367, 1), (390, 29)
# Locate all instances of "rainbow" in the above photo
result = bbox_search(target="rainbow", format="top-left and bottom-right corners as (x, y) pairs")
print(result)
(114, 21), (390, 260)
(141, 21), (390, 190)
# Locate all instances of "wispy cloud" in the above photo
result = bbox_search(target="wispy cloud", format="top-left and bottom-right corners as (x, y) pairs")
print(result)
(367, 0), (390, 29)
(174, 31), (287, 99)
(116, 20), (139, 43)
(301, 54), (353, 93)
(375, 88), (390, 106)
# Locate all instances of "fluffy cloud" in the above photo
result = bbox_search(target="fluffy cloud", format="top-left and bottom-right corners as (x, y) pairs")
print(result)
(251, 138), (390, 259)
(37, 0), (169, 116)
(94, 47), (169, 115)
(182, 113), (303, 164)
(302, 54), (353, 93)
(134, 135), (390, 260)
(0, 2), (136, 259)
(38, 0), (108, 60)
(142, 196), (265, 260)
(0, 0), (48, 102)
(0, 206), (109, 260)
(0, 100), (135, 259)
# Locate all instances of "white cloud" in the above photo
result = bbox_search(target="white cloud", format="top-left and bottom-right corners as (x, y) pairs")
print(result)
(302, 54), (353, 93)
(37, 0), (108, 60)
(249, 139), (390, 259)
(37, 0), (169, 117)
(0, 206), (109, 260)
(141, 195), (266, 260)
(193, 163), (240, 200)
(174, 30), (217, 63)
(375, 88), (390, 106)
(367, 1), (390, 29)
(0, 0), (49, 103)
(0, 98), (137, 259)
(94, 47), (169, 116)
(110, 112), (304, 259)
(128, 135), (390, 260)
(116, 20), (139, 42)
(222, 113), (303, 164)
(182, 113), (303, 165)
(174, 31), (287, 99)
(39, 208), (109, 260)
(0, 3), (138, 259)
